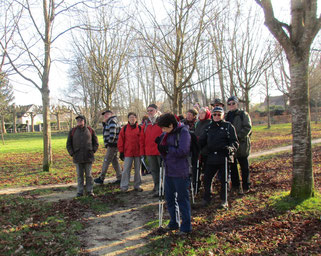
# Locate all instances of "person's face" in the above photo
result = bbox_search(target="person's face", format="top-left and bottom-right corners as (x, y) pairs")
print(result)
(199, 111), (206, 119)
(212, 111), (224, 121)
(128, 114), (137, 125)
(227, 101), (237, 111)
(104, 112), (112, 120)
(161, 124), (173, 133)
(147, 107), (157, 117)
(186, 112), (195, 121)
(76, 118), (85, 128)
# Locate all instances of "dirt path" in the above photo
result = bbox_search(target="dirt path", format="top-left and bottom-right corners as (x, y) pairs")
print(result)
(1, 139), (321, 255)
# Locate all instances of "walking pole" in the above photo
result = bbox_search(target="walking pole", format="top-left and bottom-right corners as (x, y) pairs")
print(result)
(195, 159), (200, 196)
(190, 176), (195, 204)
(159, 160), (165, 228)
(224, 157), (228, 207)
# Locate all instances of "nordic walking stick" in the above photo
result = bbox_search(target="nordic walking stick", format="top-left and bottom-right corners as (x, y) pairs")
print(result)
(159, 160), (165, 228)
(224, 157), (228, 205)
(190, 176), (195, 204)
(195, 159), (200, 196)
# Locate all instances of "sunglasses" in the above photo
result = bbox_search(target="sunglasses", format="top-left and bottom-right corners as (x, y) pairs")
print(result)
(212, 113), (222, 117)
(147, 109), (155, 112)
(227, 102), (236, 106)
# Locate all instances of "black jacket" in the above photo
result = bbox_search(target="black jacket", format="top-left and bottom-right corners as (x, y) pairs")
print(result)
(199, 120), (239, 165)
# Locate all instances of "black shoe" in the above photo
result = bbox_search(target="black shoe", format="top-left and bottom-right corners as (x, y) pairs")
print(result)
(134, 187), (144, 192)
(76, 193), (83, 197)
(177, 231), (190, 236)
(112, 180), (121, 185)
(164, 225), (179, 231)
(219, 201), (228, 209)
(201, 199), (210, 207)
(94, 177), (104, 184)
(152, 193), (159, 198)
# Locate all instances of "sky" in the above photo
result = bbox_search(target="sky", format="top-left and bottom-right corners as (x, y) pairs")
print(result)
(8, 0), (319, 107)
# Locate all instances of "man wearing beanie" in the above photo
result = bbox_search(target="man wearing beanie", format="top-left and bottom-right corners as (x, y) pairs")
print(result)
(225, 96), (252, 194)
(66, 115), (99, 197)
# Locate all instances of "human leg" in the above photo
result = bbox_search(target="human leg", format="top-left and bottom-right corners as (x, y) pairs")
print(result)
(164, 176), (179, 229)
(76, 163), (85, 195)
(84, 162), (94, 194)
(147, 155), (161, 192)
(174, 177), (192, 233)
(120, 157), (133, 191)
(110, 147), (122, 181)
(238, 157), (250, 191)
(133, 157), (142, 189)
(203, 163), (217, 203)
(230, 160), (241, 189)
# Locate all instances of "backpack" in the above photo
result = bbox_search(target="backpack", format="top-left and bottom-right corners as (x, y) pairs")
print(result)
(123, 124), (141, 134)
(71, 126), (93, 137)
(173, 127), (200, 156)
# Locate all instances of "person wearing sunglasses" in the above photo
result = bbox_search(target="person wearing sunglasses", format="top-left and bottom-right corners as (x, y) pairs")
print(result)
(198, 107), (239, 209)
(225, 96), (252, 195)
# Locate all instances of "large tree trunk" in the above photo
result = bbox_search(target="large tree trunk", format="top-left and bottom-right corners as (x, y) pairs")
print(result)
(289, 57), (314, 198)
(1, 116), (6, 134)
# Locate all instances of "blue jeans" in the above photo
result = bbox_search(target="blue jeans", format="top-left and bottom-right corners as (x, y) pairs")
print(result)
(164, 176), (192, 233)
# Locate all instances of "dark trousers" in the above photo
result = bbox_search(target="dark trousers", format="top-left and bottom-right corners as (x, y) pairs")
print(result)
(203, 163), (226, 203)
(191, 152), (199, 191)
(191, 154), (207, 193)
(230, 157), (250, 190)
(165, 176), (192, 233)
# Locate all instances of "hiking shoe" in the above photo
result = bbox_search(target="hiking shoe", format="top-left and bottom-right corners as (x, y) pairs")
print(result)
(94, 177), (104, 184)
(200, 199), (210, 207)
(134, 187), (144, 192)
(164, 225), (179, 231)
(87, 193), (95, 197)
(76, 193), (83, 197)
(219, 201), (229, 210)
(177, 231), (189, 236)
(112, 180), (121, 185)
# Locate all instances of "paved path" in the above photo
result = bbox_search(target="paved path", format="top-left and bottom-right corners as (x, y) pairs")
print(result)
(1, 138), (320, 196)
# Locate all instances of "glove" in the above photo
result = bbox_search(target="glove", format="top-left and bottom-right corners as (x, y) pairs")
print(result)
(155, 136), (161, 145)
(119, 152), (125, 161)
(158, 144), (169, 154)
(223, 146), (233, 156)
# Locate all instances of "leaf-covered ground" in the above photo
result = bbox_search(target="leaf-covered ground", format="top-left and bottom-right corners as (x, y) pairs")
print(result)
(140, 145), (321, 255)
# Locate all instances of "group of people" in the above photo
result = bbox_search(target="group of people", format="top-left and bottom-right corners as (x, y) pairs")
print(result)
(66, 96), (252, 236)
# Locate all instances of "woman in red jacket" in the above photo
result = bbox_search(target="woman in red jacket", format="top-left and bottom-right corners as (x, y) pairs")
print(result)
(118, 112), (143, 192)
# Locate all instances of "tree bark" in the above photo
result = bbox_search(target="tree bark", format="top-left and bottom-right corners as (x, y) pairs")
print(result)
(289, 57), (314, 198)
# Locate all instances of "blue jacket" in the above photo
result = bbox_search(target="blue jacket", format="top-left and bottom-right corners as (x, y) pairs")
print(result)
(159, 124), (191, 178)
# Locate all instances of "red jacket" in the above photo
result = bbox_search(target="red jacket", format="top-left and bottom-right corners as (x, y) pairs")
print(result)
(139, 119), (162, 156)
(117, 123), (141, 157)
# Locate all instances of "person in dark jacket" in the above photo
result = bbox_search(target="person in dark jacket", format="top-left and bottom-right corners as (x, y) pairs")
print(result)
(225, 96), (252, 194)
(156, 113), (192, 235)
(66, 115), (99, 197)
(94, 109), (122, 185)
(199, 107), (238, 209)
(118, 112), (143, 192)
(194, 107), (212, 193)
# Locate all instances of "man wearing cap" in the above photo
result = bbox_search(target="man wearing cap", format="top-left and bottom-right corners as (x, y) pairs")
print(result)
(210, 98), (225, 110)
(94, 109), (122, 185)
(140, 103), (163, 197)
(199, 107), (238, 209)
(66, 115), (99, 197)
(225, 96), (252, 194)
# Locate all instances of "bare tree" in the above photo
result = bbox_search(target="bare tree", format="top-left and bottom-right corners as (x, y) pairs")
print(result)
(138, 0), (212, 114)
(2, 0), (93, 171)
(256, 0), (321, 199)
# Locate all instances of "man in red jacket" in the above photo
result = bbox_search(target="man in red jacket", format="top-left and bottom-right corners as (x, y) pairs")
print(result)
(140, 104), (163, 197)
(118, 112), (143, 192)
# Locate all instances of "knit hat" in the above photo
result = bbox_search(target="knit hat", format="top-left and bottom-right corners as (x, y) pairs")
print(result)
(227, 96), (238, 103)
(147, 103), (158, 110)
(210, 98), (224, 107)
(212, 106), (224, 113)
